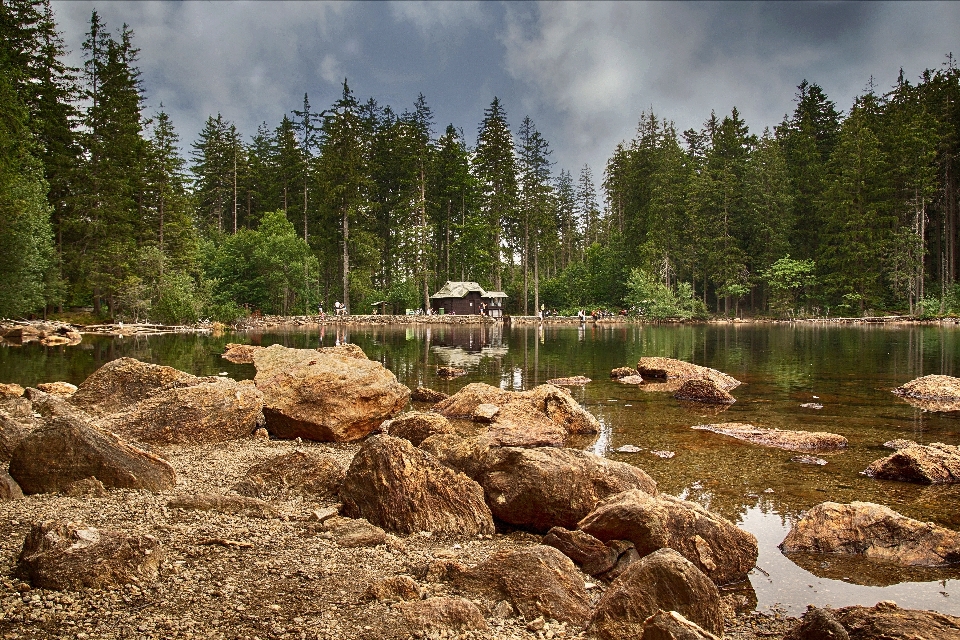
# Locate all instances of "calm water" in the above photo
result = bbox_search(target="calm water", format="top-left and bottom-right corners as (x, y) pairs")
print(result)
(3, 322), (960, 615)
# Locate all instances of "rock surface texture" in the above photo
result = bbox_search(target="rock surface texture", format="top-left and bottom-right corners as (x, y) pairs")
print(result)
(221, 343), (263, 364)
(782, 606), (849, 640)
(641, 610), (722, 640)
(394, 597), (489, 634)
(589, 548), (723, 640)
(578, 489), (758, 585)
(780, 501), (960, 566)
(69, 357), (194, 416)
(830, 601), (960, 639)
(542, 526), (620, 576)
(253, 345), (409, 441)
(339, 435), (494, 536)
(411, 386), (449, 403)
(384, 411), (454, 446)
(673, 378), (736, 405)
(692, 422), (848, 452)
(9, 414), (177, 494)
(232, 450), (346, 499)
(432, 382), (600, 447)
(16, 519), (162, 590)
(893, 374), (960, 411)
(637, 357), (741, 391)
(35, 382), (77, 397)
(863, 442), (960, 483)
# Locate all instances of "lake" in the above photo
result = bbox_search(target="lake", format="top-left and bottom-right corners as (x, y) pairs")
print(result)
(3, 321), (960, 615)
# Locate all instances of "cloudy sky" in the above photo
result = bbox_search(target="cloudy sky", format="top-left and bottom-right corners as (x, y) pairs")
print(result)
(51, 1), (959, 178)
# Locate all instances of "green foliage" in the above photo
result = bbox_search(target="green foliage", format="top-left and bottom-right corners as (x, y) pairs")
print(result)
(624, 269), (707, 320)
(763, 256), (816, 314)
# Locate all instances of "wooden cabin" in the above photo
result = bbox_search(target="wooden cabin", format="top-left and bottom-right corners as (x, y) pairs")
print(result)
(429, 281), (507, 317)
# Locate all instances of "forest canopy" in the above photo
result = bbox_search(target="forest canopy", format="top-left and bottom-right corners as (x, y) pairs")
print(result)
(2, 1), (960, 322)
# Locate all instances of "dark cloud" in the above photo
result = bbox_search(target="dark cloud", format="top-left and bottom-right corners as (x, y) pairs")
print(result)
(51, 1), (960, 184)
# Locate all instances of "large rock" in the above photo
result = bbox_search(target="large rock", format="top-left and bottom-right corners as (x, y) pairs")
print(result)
(641, 610), (721, 640)
(411, 386), (449, 403)
(167, 493), (279, 518)
(97, 377), (263, 444)
(780, 501), (960, 567)
(385, 411), (454, 446)
(0, 411), (25, 461)
(863, 442), (960, 484)
(221, 343), (263, 364)
(579, 489), (758, 585)
(893, 374), (960, 412)
(432, 382), (600, 447)
(479, 447), (657, 532)
(339, 435), (494, 537)
(542, 526), (620, 576)
(8, 414), (176, 494)
(783, 606), (849, 640)
(589, 548), (723, 640)
(637, 357), (741, 391)
(253, 345), (409, 442)
(451, 546), (591, 625)
(674, 378), (736, 405)
(16, 519), (162, 590)
(232, 450), (346, 499)
(0, 382), (25, 398)
(36, 381), (77, 397)
(830, 601), (960, 639)
(69, 357), (195, 416)
(394, 597), (489, 634)
(692, 422), (848, 452)
(0, 471), (23, 500)
(419, 433), (497, 481)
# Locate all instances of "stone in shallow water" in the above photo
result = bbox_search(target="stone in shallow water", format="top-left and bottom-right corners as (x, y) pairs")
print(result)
(863, 442), (960, 484)
(616, 444), (642, 453)
(691, 422), (847, 452)
(791, 455), (827, 466)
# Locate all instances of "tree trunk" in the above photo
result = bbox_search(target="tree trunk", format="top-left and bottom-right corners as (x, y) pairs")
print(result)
(342, 205), (350, 314)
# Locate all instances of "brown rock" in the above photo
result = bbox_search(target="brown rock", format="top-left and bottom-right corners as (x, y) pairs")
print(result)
(221, 343), (263, 364)
(436, 366), (467, 379)
(63, 477), (108, 498)
(98, 377), (264, 444)
(324, 516), (387, 547)
(546, 376), (591, 386)
(232, 450), (346, 499)
(433, 382), (600, 447)
(0, 471), (23, 500)
(863, 442), (960, 484)
(780, 501), (960, 567)
(9, 414), (176, 494)
(36, 381), (77, 397)
(362, 575), (421, 602)
(0, 382), (25, 398)
(637, 357), (741, 391)
(385, 411), (454, 446)
(254, 345), (409, 442)
(641, 610), (722, 640)
(317, 343), (368, 359)
(480, 447), (657, 532)
(894, 374), (960, 400)
(167, 493), (279, 518)
(0, 411), (25, 462)
(2, 325), (42, 342)
(339, 434), (494, 537)
(542, 526), (619, 576)
(883, 439), (917, 450)
(16, 519), (162, 590)
(692, 422), (848, 452)
(673, 378), (736, 405)
(472, 403), (500, 422)
(69, 357), (195, 416)
(831, 600), (960, 639)
(589, 548), (723, 640)
(0, 393), (33, 419)
(618, 375), (646, 385)
(783, 606), (849, 640)
(610, 367), (639, 380)
(411, 386), (449, 403)
(452, 545), (591, 625)
(394, 597), (489, 634)
(418, 433), (496, 480)
(598, 544), (641, 582)
(579, 490), (758, 585)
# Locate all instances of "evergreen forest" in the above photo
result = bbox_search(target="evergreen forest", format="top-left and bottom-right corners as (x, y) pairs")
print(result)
(3, 2), (960, 323)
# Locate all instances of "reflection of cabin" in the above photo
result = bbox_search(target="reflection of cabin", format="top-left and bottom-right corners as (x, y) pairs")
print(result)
(429, 281), (508, 318)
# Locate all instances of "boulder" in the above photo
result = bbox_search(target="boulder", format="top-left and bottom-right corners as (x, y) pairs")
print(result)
(589, 548), (723, 640)
(0, 382), (25, 398)
(0, 393), (32, 420)
(363, 575), (421, 602)
(673, 378), (736, 405)
(433, 382), (600, 447)
(16, 519), (162, 590)
(167, 493), (279, 519)
(436, 366), (467, 379)
(0, 471), (23, 500)
(9, 414), (176, 494)
(35, 381), (78, 397)
(546, 376), (591, 386)
(451, 546), (591, 625)
(641, 610), (721, 640)
(97, 377), (264, 444)
(883, 439), (916, 450)
(479, 447), (657, 532)
(394, 597), (489, 634)
(253, 345), (409, 442)
(618, 375), (646, 385)
(691, 423), (848, 452)
(221, 343), (262, 364)
(893, 374), (960, 406)
(783, 606), (849, 640)
(0, 411), (25, 461)
(317, 343), (368, 359)
(2, 325), (42, 343)
(418, 433), (496, 481)
(411, 386), (449, 403)
(579, 490), (758, 585)
(780, 501), (960, 567)
(542, 526), (620, 576)
(323, 516), (387, 547)
(385, 411), (454, 446)
(232, 450), (346, 499)
(830, 600), (960, 639)
(637, 357), (741, 391)
(339, 435), (494, 537)
(69, 357), (195, 416)
(610, 367), (639, 380)
(863, 442), (960, 484)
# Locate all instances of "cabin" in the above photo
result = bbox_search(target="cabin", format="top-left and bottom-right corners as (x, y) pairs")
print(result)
(429, 281), (508, 318)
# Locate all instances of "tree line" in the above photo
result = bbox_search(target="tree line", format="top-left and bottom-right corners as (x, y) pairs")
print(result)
(2, 2), (959, 322)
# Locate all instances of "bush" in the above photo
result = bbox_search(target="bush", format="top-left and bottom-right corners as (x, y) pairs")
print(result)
(625, 269), (707, 320)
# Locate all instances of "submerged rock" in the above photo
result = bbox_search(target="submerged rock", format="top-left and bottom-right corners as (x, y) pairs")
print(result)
(863, 442), (960, 484)
(780, 501), (960, 567)
(617, 375), (646, 385)
(436, 366), (467, 379)
(692, 422), (848, 452)
(610, 367), (639, 380)
(411, 386), (449, 403)
(221, 343), (262, 364)
(546, 375), (591, 386)
(674, 379), (736, 405)
(637, 357), (740, 391)
(894, 374), (960, 405)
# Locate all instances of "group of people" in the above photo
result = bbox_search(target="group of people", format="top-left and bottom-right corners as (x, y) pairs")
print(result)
(317, 302), (348, 319)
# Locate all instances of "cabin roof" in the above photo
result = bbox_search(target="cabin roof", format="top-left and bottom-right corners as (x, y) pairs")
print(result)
(429, 281), (508, 300)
